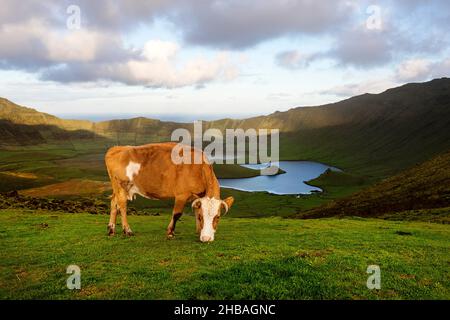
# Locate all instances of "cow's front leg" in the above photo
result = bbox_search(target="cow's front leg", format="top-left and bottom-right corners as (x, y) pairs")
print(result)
(167, 197), (187, 239)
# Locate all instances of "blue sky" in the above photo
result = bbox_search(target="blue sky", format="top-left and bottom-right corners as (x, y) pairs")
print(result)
(0, 0), (449, 121)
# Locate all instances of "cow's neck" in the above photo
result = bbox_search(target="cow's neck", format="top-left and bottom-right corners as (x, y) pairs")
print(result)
(204, 164), (221, 199)
(206, 178), (221, 199)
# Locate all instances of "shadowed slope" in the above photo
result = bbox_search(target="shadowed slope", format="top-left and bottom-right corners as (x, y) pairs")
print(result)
(299, 150), (450, 219)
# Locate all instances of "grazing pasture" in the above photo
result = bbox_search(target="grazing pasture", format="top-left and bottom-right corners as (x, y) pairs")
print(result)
(0, 210), (448, 299)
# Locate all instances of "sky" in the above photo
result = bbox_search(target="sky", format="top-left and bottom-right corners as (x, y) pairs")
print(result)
(0, 0), (449, 121)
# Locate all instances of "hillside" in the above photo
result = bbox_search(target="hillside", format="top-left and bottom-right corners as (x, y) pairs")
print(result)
(206, 78), (450, 131)
(1, 78), (450, 177)
(299, 150), (450, 220)
(0, 98), (100, 145)
(275, 78), (450, 177)
(0, 98), (185, 145)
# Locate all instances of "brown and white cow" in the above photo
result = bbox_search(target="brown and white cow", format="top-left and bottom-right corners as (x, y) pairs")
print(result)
(105, 142), (234, 242)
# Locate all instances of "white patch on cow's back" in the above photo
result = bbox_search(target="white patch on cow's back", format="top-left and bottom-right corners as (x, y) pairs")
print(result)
(126, 161), (141, 181)
(199, 197), (222, 241)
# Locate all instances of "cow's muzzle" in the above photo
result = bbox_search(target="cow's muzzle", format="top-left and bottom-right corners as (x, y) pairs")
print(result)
(200, 235), (214, 242)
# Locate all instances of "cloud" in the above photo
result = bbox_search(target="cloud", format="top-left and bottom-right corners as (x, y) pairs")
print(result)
(275, 26), (395, 70)
(0, 1), (355, 49)
(275, 50), (318, 69)
(273, 1), (450, 70)
(395, 58), (450, 82)
(1, 0), (450, 85)
(170, 0), (353, 49)
(0, 19), (132, 70)
(41, 40), (239, 88)
(0, 1), (241, 88)
(319, 56), (450, 98)
(0, 17), (239, 88)
(0, 0), (173, 31)
(330, 27), (393, 67)
(395, 59), (432, 82)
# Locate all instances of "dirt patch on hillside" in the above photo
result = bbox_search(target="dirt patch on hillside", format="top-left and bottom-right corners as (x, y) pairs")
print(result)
(20, 179), (111, 197)
(0, 171), (40, 179)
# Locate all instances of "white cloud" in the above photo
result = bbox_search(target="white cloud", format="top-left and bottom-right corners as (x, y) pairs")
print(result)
(45, 30), (104, 63)
(42, 40), (240, 88)
(395, 59), (432, 81)
(0, 18), (240, 88)
(395, 58), (450, 82)
(142, 40), (179, 61)
(123, 44), (239, 88)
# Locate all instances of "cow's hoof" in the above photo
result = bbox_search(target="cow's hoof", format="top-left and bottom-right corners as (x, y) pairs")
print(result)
(107, 224), (115, 236)
(123, 229), (134, 236)
(166, 233), (175, 240)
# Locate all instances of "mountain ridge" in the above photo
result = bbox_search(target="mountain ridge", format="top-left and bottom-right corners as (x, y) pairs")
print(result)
(1, 78), (449, 177)
(2, 77), (449, 131)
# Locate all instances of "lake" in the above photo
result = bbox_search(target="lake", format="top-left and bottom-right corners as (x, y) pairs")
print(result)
(219, 161), (341, 195)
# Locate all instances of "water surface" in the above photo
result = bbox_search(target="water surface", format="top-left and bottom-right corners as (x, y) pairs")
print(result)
(219, 161), (340, 195)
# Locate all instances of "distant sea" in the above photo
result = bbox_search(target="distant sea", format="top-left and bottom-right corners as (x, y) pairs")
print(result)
(55, 113), (258, 123)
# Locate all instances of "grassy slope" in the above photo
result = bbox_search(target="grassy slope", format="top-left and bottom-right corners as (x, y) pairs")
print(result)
(300, 150), (450, 220)
(0, 210), (448, 299)
(213, 163), (261, 179)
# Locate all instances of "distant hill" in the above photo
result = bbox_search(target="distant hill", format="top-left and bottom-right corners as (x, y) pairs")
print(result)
(1, 78), (450, 176)
(0, 98), (97, 144)
(0, 97), (92, 130)
(0, 98), (185, 145)
(299, 150), (450, 220)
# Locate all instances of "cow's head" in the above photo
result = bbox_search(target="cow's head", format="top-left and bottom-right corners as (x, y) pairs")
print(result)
(192, 196), (234, 242)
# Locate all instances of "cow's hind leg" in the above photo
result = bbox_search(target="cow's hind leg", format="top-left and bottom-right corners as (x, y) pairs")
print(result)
(166, 196), (188, 239)
(107, 194), (118, 236)
(117, 189), (133, 236)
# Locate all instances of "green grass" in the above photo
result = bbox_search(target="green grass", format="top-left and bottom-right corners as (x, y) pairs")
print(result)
(0, 143), (110, 184)
(213, 163), (261, 178)
(0, 210), (449, 299)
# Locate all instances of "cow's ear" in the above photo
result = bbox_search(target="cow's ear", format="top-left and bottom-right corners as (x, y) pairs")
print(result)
(222, 196), (234, 213)
(192, 199), (202, 209)
(224, 196), (234, 209)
